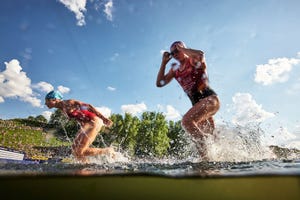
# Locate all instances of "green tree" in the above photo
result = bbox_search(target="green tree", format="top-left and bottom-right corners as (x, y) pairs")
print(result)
(135, 112), (170, 157)
(167, 120), (189, 157)
(27, 116), (35, 121)
(48, 109), (79, 140)
(35, 115), (47, 123)
(106, 113), (140, 155)
(14, 116), (47, 127)
(44, 110), (188, 158)
(97, 114), (121, 147)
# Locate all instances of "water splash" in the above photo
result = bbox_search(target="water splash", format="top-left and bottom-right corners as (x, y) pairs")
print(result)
(206, 125), (276, 162)
(78, 123), (280, 165)
(87, 151), (130, 165)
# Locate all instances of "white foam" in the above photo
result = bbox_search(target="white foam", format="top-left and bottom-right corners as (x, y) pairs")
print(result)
(206, 125), (276, 162)
(87, 151), (130, 165)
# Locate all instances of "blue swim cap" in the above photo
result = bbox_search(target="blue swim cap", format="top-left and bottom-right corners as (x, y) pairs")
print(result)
(45, 91), (63, 100)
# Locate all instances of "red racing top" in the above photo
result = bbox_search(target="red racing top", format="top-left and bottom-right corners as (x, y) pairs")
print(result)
(172, 58), (208, 95)
(67, 109), (97, 122)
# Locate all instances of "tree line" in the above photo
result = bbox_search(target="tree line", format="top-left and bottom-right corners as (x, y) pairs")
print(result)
(45, 109), (192, 158)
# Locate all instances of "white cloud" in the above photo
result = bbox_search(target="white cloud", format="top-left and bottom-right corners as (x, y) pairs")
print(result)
(121, 102), (147, 116)
(58, 85), (70, 94)
(0, 59), (41, 107)
(273, 127), (297, 141)
(0, 59), (69, 108)
(263, 126), (299, 148)
(104, 0), (113, 21)
(59, 0), (114, 26)
(32, 81), (54, 93)
(254, 56), (300, 85)
(107, 86), (116, 91)
(59, 0), (87, 26)
(22, 96), (41, 107)
(95, 106), (112, 118)
(157, 104), (181, 121)
(165, 105), (181, 120)
(42, 111), (53, 121)
(231, 93), (275, 126)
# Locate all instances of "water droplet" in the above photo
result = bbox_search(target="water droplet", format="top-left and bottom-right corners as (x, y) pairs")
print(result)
(195, 61), (201, 68)
(160, 80), (165, 86)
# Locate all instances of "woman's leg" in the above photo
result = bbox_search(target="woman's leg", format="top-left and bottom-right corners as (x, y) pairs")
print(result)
(72, 118), (114, 161)
(182, 95), (220, 137)
(196, 117), (215, 135)
(181, 95), (220, 157)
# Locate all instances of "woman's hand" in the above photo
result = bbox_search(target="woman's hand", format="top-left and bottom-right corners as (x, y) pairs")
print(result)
(103, 118), (113, 128)
(162, 51), (172, 64)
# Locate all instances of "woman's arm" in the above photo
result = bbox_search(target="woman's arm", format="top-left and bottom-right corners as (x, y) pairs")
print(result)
(85, 104), (113, 127)
(74, 100), (113, 127)
(175, 43), (204, 59)
(181, 48), (204, 59)
(156, 52), (175, 87)
(184, 49), (206, 70)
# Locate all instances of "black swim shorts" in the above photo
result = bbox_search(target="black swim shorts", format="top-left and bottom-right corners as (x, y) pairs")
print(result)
(188, 87), (217, 106)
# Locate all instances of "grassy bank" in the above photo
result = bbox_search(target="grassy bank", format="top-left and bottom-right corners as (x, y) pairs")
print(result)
(0, 119), (71, 160)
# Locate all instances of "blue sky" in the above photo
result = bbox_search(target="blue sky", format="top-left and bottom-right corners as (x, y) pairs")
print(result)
(1, 0), (300, 148)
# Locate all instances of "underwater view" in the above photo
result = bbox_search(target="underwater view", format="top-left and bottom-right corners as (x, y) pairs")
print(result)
(0, 0), (300, 199)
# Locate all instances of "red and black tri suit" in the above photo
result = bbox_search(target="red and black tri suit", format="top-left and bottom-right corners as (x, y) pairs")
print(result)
(172, 58), (217, 106)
